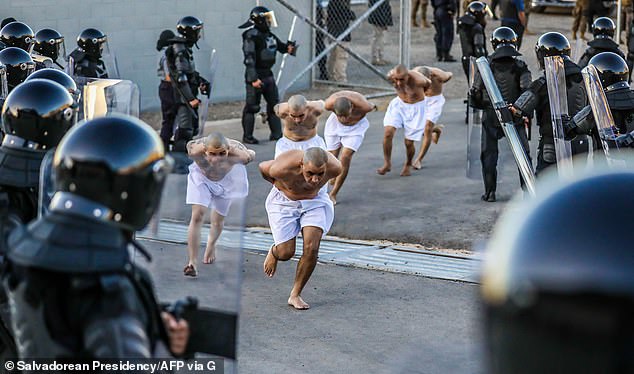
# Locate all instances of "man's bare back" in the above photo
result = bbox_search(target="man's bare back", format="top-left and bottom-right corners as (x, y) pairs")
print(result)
(260, 149), (342, 201)
(388, 64), (431, 104)
(187, 137), (255, 181)
(275, 95), (326, 141)
(413, 66), (453, 97)
(324, 90), (376, 126)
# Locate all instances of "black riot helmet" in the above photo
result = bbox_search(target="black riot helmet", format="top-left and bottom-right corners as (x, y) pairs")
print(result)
(240, 6), (278, 31)
(467, 1), (487, 25)
(535, 32), (571, 69)
(176, 16), (204, 45)
(1, 79), (77, 151)
(26, 68), (80, 104)
(588, 52), (630, 91)
(592, 17), (616, 39)
(481, 171), (634, 374)
(33, 28), (65, 61)
(77, 28), (107, 58)
(52, 115), (173, 231)
(0, 21), (34, 52)
(0, 47), (35, 90)
(491, 27), (518, 50)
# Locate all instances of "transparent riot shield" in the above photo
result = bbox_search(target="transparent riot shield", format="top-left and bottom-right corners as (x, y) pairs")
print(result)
(466, 57), (483, 179)
(572, 38), (586, 63)
(0, 67), (7, 101)
(38, 149), (55, 218)
(100, 40), (120, 79)
(197, 49), (217, 133)
(544, 56), (574, 178)
(476, 57), (536, 196)
(582, 65), (625, 167)
(137, 135), (253, 369)
(80, 78), (140, 120)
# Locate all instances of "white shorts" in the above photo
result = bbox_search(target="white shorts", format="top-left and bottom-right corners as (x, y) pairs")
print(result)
(274, 135), (327, 159)
(383, 97), (426, 141)
(425, 94), (445, 125)
(324, 113), (370, 152)
(185, 163), (249, 217)
(265, 186), (335, 245)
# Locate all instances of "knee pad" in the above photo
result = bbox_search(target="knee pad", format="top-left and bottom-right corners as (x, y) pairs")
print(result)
(542, 142), (556, 163)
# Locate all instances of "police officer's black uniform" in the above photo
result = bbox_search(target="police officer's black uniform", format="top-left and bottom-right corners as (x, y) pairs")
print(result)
(578, 17), (625, 68)
(458, 1), (488, 78)
(431, 0), (458, 62)
(164, 17), (209, 152)
(470, 27), (531, 202)
(68, 28), (109, 79)
(512, 32), (588, 176)
(2, 115), (178, 358)
(239, 6), (292, 144)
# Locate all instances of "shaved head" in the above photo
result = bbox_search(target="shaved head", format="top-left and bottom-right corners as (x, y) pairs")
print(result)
(333, 97), (352, 116)
(394, 64), (408, 75)
(303, 147), (328, 167)
(204, 132), (229, 149)
(418, 66), (431, 78)
(288, 95), (307, 112)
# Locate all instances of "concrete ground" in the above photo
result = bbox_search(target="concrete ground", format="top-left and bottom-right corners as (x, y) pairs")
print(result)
(142, 240), (484, 374)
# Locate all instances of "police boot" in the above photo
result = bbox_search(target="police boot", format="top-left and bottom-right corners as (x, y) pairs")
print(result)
(482, 173), (497, 202)
(436, 48), (443, 62)
(443, 51), (457, 62)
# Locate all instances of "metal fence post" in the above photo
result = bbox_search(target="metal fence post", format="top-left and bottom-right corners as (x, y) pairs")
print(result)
(400, 0), (411, 68)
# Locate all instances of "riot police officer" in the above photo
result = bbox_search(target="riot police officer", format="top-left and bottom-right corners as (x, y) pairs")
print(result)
(239, 6), (297, 144)
(458, 1), (488, 78)
(0, 79), (78, 358)
(565, 52), (634, 149)
(0, 21), (34, 52)
(481, 171), (634, 373)
(2, 115), (190, 358)
(32, 28), (66, 70)
(431, 0), (457, 62)
(68, 28), (109, 79)
(511, 32), (588, 175)
(164, 16), (210, 152)
(0, 47), (35, 92)
(470, 27), (531, 202)
(578, 17), (624, 68)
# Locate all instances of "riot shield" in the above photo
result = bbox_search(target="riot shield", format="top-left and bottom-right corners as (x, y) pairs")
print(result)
(544, 56), (574, 178)
(581, 64), (624, 166)
(0, 67), (7, 101)
(466, 57), (483, 179)
(571, 38), (585, 63)
(197, 49), (217, 133)
(137, 135), (253, 368)
(100, 40), (120, 79)
(476, 57), (536, 196)
(80, 78), (140, 120)
(38, 149), (55, 218)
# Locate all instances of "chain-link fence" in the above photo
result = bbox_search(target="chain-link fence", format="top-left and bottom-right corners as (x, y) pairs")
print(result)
(274, 0), (410, 98)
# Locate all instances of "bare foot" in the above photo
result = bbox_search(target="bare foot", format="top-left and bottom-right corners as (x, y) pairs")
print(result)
(376, 163), (391, 175)
(411, 159), (422, 170)
(400, 164), (411, 176)
(263, 244), (278, 277)
(203, 246), (216, 264)
(432, 125), (444, 144)
(288, 295), (310, 310)
(328, 192), (337, 206)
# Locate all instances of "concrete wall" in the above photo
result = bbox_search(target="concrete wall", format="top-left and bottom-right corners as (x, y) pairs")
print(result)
(2, 0), (312, 109)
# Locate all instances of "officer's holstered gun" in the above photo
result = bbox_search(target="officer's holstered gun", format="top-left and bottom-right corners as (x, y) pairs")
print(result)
(164, 297), (237, 360)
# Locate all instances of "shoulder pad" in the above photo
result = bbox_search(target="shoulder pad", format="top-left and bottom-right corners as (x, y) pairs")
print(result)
(606, 88), (634, 110)
(243, 28), (259, 39)
(458, 15), (475, 26)
(564, 59), (582, 76)
(69, 48), (86, 61)
(171, 41), (187, 54)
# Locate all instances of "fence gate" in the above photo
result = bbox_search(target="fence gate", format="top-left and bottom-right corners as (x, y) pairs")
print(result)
(272, 0), (410, 98)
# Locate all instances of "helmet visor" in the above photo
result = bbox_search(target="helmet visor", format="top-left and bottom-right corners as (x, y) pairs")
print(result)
(263, 11), (278, 28)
